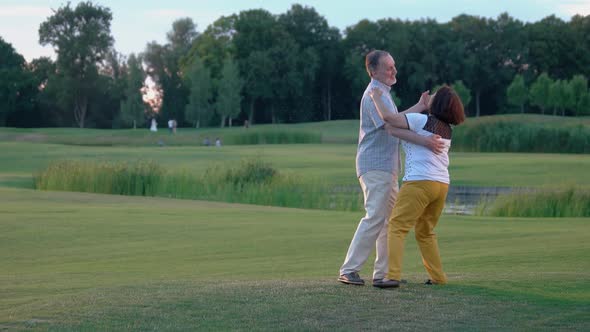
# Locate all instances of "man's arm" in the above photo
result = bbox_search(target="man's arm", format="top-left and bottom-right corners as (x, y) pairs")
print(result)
(369, 88), (443, 154)
(385, 124), (444, 154)
(369, 89), (408, 128)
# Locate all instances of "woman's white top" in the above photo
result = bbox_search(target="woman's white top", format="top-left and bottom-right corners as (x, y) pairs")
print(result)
(402, 113), (451, 184)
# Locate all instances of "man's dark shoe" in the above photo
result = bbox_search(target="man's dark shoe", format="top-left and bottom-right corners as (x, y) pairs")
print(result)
(424, 279), (443, 285)
(374, 278), (407, 284)
(372, 278), (400, 288)
(338, 272), (365, 285)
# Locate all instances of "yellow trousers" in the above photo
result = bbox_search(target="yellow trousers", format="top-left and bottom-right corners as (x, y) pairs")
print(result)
(387, 180), (449, 284)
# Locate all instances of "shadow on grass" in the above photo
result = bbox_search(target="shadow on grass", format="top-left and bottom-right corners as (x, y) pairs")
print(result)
(5, 279), (588, 331)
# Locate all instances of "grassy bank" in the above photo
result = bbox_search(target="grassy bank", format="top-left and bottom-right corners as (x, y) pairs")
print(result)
(2, 114), (589, 153)
(1, 188), (588, 330)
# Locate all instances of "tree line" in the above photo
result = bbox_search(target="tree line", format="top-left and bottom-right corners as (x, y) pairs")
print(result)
(1, 2), (589, 128)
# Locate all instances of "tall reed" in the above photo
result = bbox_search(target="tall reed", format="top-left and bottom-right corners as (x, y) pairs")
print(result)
(34, 160), (163, 196)
(475, 187), (590, 217)
(34, 159), (363, 211)
(453, 122), (590, 153)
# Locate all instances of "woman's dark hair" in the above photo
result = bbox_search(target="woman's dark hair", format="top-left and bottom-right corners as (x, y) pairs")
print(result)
(430, 85), (465, 125)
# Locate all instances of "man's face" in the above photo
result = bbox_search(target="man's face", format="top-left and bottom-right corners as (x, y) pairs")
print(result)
(373, 54), (397, 86)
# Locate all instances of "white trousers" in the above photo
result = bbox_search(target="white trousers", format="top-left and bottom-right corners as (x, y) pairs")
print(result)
(339, 170), (398, 280)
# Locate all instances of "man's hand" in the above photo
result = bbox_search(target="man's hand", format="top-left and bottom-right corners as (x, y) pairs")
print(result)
(425, 134), (444, 154)
(383, 123), (393, 135)
(418, 90), (431, 110)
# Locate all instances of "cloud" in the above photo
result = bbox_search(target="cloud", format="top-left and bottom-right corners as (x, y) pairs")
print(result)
(0, 5), (51, 17)
(558, 0), (590, 16)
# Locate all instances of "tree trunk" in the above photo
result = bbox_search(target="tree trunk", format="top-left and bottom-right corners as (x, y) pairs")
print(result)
(327, 81), (332, 121)
(229, 118), (233, 127)
(220, 115), (226, 128)
(248, 100), (255, 125)
(271, 104), (276, 124)
(74, 95), (88, 128)
(133, 120), (136, 129)
(553, 107), (557, 116)
(520, 104), (524, 114)
(475, 91), (481, 117)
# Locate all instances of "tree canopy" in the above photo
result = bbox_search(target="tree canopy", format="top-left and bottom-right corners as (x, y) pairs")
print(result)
(2, 4), (589, 128)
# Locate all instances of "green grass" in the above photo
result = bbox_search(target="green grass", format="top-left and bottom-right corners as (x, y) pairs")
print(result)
(1, 118), (589, 329)
(1, 187), (588, 330)
(0, 125), (321, 146)
(2, 114), (589, 149)
(1, 142), (589, 191)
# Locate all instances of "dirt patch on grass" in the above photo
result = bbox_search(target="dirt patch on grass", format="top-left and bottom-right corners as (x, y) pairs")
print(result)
(13, 133), (48, 143)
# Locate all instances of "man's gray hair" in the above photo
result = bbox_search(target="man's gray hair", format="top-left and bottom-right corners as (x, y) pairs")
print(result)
(365, 50), (390, 77)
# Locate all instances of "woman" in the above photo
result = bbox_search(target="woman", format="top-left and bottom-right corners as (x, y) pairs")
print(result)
(369, 85), (465, 287)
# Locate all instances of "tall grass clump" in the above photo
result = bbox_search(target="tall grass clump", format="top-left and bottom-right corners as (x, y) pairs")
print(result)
(161, 158), (363, 211)
(475, 187), (590, 217)
(34, 160), (164, 196)
(34, 158), (362, 211)
(453, 121), (590, 153)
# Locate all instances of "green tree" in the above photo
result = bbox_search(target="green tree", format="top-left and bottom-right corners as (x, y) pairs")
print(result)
(527, 16), (574, 78)
(570, 15), (590, 78)
(577, 92), (590, 116)
(278, 4), (340, 121)
(234, 9), (280, 124)
(184, 57), (212, 128)
(0, 37), (33, 126)
(183, 15), (236, 82)
(39, 1), (114, 128)
(215, 58), (243, 127)
(569, 74), (588, 115)
(561, 79), (576, 116)
(120, 54), (146, 129)
(506, 75), (528, 113)
(529, 73), (552, 114)
(144, 18), (198, 125)
(548, 79), (564, 115)
(452, 80), (472, 110)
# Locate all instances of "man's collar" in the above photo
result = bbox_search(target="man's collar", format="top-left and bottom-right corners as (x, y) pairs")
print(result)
(370, 78), (391, 92)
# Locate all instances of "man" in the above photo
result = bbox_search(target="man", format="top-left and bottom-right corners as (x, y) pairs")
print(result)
(338, 50), (444, 288)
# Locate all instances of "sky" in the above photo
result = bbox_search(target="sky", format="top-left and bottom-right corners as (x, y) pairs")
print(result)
(1, 0), (589, 61)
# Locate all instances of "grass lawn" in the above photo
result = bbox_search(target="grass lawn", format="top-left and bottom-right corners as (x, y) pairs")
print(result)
(1, 118), (589, 330)
(1, 187), (589, 330)
(1, 142), (589, 191)
(1, 115), (589, 146)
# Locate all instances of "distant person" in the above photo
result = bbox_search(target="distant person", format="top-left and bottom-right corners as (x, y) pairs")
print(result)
(338, 50), (445, 288)
(244, 119), (249, 128)
(203, 137), (210, 146)
(172, 119), (177, 134)
(369, 84), (465, 288)
(150, 118), (158, 132)
(168, 119), (174, 134)
(215, 137), (222, 147)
